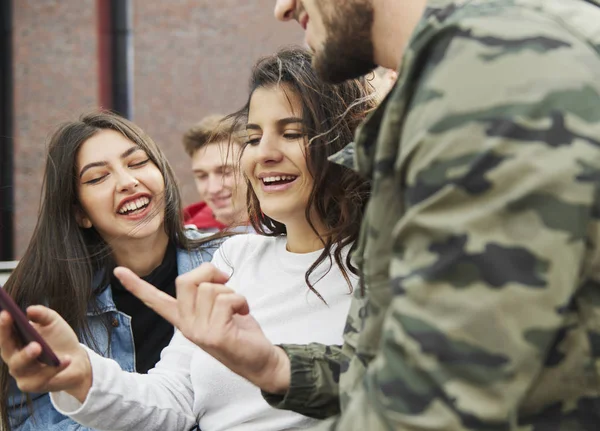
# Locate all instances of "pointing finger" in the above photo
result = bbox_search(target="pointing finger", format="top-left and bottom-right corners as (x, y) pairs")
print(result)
(114, 267), (179, 327)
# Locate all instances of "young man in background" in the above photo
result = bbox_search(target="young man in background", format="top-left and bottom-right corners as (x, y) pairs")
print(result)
(182, 115), (249, 232)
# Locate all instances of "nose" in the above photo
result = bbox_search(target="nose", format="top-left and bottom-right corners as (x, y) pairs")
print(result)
(274, 0), (296, 21)
(207, 173), (224, 195)
(256, 135), (284, 165)
(116, 170), (139, 192)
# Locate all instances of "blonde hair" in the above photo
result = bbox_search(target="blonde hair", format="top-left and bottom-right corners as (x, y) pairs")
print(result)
(182, 114), (244, 157)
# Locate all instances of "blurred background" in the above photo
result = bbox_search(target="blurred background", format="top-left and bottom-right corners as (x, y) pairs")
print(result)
(0, 0), (303, 264)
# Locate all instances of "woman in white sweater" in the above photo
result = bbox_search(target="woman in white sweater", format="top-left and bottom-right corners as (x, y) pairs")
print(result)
(0, 47), (377, 431)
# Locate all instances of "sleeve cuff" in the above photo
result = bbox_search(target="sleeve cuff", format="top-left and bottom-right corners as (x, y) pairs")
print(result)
(262, 344), (320, 411)
(50, 345), (100, 416)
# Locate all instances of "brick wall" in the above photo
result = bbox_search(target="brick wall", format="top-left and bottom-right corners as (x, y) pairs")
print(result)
(12, 0), (99, 257)
(11, 1), (302, 257)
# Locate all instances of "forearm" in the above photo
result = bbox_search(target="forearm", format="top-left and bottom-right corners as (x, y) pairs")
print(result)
(263, 343), (345, 419)
(51, 340), (196, 430)
(7, 389), (98, 431)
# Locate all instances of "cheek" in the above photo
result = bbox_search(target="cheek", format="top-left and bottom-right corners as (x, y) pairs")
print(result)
(223, 176), (236, 188)
(195, 179), (207, 192)
(78, 190), (109, 222)
(144, 163), (165, 183)
(294, 146), (311, 176)
(79, 183), (109, 205)
(299, 163), (315, 196)
(78, 199), (94, 219)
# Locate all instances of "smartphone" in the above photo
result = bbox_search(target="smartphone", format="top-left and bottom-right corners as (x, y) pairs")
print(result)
(0, 286), (61, 367)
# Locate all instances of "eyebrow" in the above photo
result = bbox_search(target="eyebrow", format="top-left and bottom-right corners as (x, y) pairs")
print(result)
(246, 117), (304, 131)
(79, 146), (143, 178)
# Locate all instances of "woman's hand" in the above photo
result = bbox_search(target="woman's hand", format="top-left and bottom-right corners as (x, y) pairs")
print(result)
(115, 263), (291, 394)
(0, 306), (93, 402)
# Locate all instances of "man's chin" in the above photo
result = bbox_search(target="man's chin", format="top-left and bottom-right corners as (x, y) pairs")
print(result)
(214, 208), (236, 223)
(313, 52), (377, 84)
(313, 0), (377, 84)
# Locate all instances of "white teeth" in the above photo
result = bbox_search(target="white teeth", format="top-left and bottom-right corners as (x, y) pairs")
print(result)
(262, 175), (296, 184)
(118, 196), (150, 214)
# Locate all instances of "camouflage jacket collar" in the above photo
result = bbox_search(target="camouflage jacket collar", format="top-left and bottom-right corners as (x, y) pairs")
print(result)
(423, 0), (473, 24)
(329, 89), (394, 176)
(329, 0), (466, 175)
(328, 142), (357, 170)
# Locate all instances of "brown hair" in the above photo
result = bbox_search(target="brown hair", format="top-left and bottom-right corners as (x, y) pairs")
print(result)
(0, 110), (220, 429)
(182, 114), (243, 157)
(230, 47), (377, 302)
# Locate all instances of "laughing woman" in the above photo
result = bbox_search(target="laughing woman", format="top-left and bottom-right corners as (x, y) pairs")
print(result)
(0, 47), (376, 431)
(0, 112), (220, 430)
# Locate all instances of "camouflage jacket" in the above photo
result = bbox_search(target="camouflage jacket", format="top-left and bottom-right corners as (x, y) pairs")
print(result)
(264, 0), (600, 429)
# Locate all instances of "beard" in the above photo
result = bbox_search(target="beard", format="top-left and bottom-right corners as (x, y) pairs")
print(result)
(312, 0), (377, 84)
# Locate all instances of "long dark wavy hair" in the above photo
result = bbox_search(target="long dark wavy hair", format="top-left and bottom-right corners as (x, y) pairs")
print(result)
(0, 111), (215, 429)
(230, 47), (377, 301)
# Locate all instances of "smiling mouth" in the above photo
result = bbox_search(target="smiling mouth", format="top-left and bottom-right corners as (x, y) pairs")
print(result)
(261, 175), (298, 186)
(118, 196), (151, 215)
(211, 196), (232, 207)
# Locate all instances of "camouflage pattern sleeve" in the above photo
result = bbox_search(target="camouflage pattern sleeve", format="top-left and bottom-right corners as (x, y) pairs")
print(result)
(306, 3), (600, 430)
(261, 343), (345, 419)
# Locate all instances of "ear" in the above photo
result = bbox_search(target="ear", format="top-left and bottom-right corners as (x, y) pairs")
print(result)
(74, 206), (93, 229)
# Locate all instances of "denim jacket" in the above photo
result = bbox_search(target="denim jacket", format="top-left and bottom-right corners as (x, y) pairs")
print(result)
(7, 230), (220, 430)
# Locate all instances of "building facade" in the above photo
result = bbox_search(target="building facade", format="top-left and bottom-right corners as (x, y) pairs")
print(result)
(0, 0), (302, 258)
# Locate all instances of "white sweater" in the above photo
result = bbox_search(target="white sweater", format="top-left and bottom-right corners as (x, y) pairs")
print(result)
(51, 235), (356, 431)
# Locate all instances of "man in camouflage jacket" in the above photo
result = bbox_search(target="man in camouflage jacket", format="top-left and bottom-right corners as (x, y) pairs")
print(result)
(124, 0), (600, 429)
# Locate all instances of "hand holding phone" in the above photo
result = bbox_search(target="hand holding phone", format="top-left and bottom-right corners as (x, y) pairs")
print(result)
(0, 293), (93, 400)
(0, 286), (60, 366)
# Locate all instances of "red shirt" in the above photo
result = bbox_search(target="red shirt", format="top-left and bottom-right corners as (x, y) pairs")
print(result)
(183, 201), (227, 231)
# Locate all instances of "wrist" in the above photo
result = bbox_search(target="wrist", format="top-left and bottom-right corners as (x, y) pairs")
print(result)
(65, 347), (93, 403)
(261, 346), (291, 394)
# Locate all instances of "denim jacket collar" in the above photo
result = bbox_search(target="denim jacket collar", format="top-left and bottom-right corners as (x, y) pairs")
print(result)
(88, 229), (220, 316)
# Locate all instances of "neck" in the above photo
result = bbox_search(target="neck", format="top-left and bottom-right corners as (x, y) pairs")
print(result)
(283, 214), (327, 254)
(110, 230), (170, 277)
(371, 0), (428, 70)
